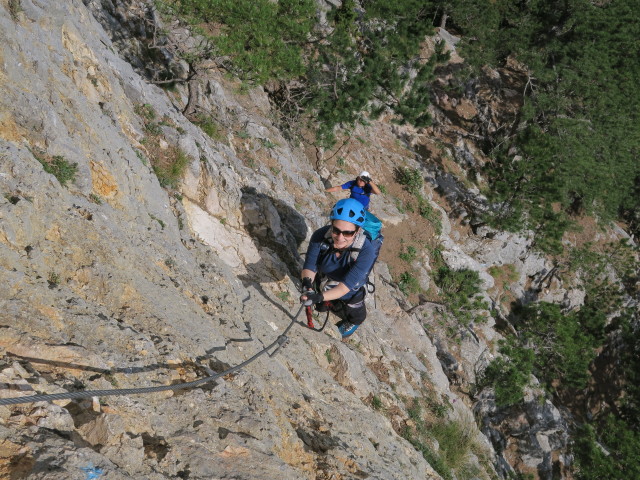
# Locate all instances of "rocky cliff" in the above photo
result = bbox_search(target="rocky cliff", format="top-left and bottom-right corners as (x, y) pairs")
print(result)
(0, 1), (626, 479)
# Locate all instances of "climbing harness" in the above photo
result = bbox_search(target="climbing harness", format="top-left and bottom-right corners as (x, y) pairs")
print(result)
(0, 306), (305, 406)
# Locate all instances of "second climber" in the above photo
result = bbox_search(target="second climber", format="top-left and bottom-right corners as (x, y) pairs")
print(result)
(326, 170), (381, 210)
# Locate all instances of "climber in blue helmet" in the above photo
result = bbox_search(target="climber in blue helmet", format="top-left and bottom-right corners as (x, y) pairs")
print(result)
(300, 198), (378, 338)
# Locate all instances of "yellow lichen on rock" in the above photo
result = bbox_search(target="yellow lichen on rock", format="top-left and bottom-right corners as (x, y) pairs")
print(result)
(90, 160), (119, 199)
(0, 439), (34, 479)
(44, 224), (62, 242)
(61, 25), (111, 104)
(0, 112), (26, 142)
(33, 304), (65, 330)
(273, 428), (316, 474)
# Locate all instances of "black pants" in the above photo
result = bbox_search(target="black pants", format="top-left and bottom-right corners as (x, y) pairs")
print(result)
(315, 288), (367, 325)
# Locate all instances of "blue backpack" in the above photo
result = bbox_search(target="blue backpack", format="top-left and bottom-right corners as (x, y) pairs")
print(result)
(363, 211), (382, 238)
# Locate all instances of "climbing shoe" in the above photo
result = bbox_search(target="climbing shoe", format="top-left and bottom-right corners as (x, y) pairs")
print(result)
(337, 320), (359, 338)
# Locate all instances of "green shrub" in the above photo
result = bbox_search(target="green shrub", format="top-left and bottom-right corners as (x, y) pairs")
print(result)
(135, 149), (148, 165)
(149, 214), (165, 230)
(617, 309), (640, 429)
(261, 138), (277, 149)
(434, 267), (487, 326)
(47, 271), (61, 288)
(145, 122), (162, 135)
(167, 0), (314, 84)
(36, 155), (78, 187)
(193, 115), (225, 141)
(324, 349), (333, 364)
(398, 271), (420, 295)
(488, 264), (519, 284)
(276, 291), (291, 302)
(9, 0), (22, 20)
(406, 433), (452, 480)
(573, 416), (640, 480)
(417, 196), (442, 235)
(399, 245), (418, 263)
(430, 417), (478, 472)
(515, 302), (601, 390)
(153, 148), (190, 188)
(134, 103), (156, 121)
(479, 340), (534, 407)
(427, 398), (449, 418)
(395, 167), (423, 195)
(402, 401), (452, 480)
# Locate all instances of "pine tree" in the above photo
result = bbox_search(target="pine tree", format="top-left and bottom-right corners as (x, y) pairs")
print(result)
(441, 0), (640, 249)
(304, 0), (449, 145)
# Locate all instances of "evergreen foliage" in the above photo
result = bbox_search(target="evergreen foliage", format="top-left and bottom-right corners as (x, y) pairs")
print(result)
(513, 301), (601, 390)
(574, 416), (640, 480)
(434, 266), (487, 326)
(395, 166), (424, 195)
(162, 0), (449, 146)
(479, 240), (639, 477)
(483, 240), (637, 406)
(165, 0), (315, 84)
(152, 148), (190, 188)
(441, 0), (640, 248)
(304, 0), (449, 144)
(479, 339), (534, 407)
(617, 313), (640, 430)
(160, 0), (639, 242)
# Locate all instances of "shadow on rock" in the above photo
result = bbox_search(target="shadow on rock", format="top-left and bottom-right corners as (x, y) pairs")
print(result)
(240, 187), (307, 276)
(238, 187), (308, 317)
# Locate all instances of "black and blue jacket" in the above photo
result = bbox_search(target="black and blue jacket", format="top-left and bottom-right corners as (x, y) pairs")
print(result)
(302, 225), (377, 301)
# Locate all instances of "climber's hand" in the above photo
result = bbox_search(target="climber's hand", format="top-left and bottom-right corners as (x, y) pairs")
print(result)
(301, 277), (313, 292)
(300, 291), (323, 306)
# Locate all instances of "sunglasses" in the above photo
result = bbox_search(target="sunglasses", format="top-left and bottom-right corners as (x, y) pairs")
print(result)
(331, 226), (357, 238)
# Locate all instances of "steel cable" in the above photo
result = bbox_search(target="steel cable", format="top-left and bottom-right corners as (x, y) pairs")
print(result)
(0, 306), (303, 406)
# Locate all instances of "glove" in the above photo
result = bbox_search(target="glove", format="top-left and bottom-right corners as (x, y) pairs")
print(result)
(300, 291), (323, 306)
(301, 277), (313, 292)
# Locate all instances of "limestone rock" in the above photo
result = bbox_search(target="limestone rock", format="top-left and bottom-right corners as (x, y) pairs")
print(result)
(0, 0), (609, 479)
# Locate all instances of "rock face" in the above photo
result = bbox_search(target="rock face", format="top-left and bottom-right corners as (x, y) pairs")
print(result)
(0, 1), (601, 479)
(475, 388), (571, 479)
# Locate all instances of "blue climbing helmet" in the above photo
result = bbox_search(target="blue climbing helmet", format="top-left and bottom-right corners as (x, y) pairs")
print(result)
(330, 198), (366, 227)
